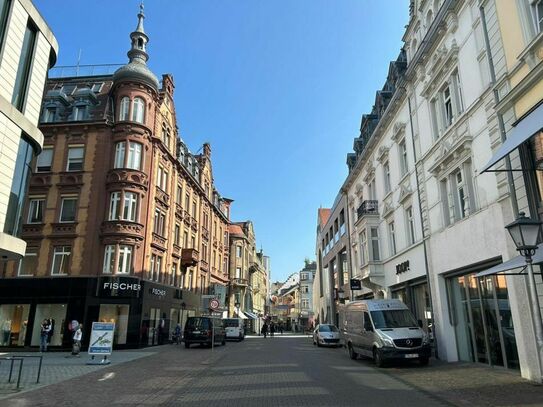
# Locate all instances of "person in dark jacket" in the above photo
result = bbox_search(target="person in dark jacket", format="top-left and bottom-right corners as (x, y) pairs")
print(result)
(270, 322), (275, 337)
(261, 323), (268, 339)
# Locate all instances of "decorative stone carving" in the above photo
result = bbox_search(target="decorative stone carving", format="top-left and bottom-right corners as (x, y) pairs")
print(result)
(51, 222), (78, 238)
(100, 220), (144, 240)
(106, 169), (148, 192)
(376, 146), (390, 163)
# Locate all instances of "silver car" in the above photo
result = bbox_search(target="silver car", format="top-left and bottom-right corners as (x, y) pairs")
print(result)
(312, 324), (341, 347)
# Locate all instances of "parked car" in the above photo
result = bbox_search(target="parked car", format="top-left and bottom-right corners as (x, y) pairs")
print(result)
(341, 299), (431, 367)
(313, 324), (341, 347)
(183, 316), (226, 348)
(223, 318), (245, 341)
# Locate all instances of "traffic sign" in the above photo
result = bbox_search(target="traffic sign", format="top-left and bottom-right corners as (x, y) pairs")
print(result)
(209, 298), (220, 310)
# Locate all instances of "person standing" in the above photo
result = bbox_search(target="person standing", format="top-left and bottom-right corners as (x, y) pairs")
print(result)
(279, 323), (284, 335)
(173, 323), (181, 345)
(261, 322), (268, 339)
(270, 322), (275, 337)
(39, 319), (50, 352)
(48, 318), (55, 346)
(72, 324), (82, 356)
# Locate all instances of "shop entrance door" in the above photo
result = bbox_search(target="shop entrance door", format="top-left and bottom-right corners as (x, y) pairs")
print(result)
(448, 273), (519, 369)
(148, 308), (161, 346)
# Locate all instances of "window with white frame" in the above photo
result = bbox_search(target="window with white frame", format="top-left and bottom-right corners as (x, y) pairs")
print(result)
(149, 254), (162, 282)
(235, 267), (241, 279)
(431, 71), (464, 138)
(108, 191), (138, 222)
(119, 97), (130, 121)
(301, 299), (310, 309)
(27, 198), (45, 223)
(153, 208), (166, 236)
(132, 97), (145, 123)
(127, 142), (142, 170)
(388, 221), (397, 256)
(114, 142), (125, 168)
(66, 146), (84, 171)
(18, 249), (37, 276)
(103, 244), (133, 274)
(188, 270), (193, 290)
(180, 270), (186, 288)
(36, 147), (53, 172)
(171, 263), (177, 286)
(59, 196), (77, 222)
(383, 161), (391, 193)
(370, 227), (380, 261)
(236, 246), (242, 258)
(359, 229), (367, 265)
(51, 246), (71, 275)
(406, 206), (416, 245)
(399, 140), (408, 176)
(301, 272), (308, 280)
(157, 166), (168, 191)
(441, 163), (476, 226)
(368, 179), (376, 200)
(301, 285), (309, 293)
(174, 223), (181, 245)
(532, 0), (543, 33)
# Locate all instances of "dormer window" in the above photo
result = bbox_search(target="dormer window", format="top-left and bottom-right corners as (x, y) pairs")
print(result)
(132, 97), (145, 123)
(43, 107), (56, 123)
(72, 105), (86, 121)
(119, 97), (130, 121)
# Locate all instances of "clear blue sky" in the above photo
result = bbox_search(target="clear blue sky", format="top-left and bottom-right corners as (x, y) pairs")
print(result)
(35, 0), (408, 282)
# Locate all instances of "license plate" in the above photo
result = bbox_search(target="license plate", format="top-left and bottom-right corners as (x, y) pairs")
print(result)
(404, 354), (418, 359)
(193, 331), (200, 334)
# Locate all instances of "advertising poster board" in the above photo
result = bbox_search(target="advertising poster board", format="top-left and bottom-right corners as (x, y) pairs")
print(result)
(88, 322), (115, 355)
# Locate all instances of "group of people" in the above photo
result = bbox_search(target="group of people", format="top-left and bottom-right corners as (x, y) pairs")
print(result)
(260, 322), (284, 338)
(39, 318), (82, 356)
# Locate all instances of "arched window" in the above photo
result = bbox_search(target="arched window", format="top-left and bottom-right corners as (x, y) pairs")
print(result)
(132, 97), (145, 124)
(119, 97), (130, 121)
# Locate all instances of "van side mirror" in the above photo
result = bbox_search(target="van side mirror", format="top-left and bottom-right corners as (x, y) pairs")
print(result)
(418, 319), (423, 328)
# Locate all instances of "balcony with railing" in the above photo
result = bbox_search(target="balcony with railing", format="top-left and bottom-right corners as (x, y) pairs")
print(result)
(230, 278), (249, 287)
(181, 248), (199, 267)
(357, 200), (379, 220)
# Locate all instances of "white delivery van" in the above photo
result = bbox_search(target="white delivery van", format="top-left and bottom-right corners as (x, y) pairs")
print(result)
(341, 299), (431, 366)
(223, 318), (245, 341)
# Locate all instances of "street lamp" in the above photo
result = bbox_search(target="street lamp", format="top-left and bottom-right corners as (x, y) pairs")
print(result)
(505, 212), (543, 370)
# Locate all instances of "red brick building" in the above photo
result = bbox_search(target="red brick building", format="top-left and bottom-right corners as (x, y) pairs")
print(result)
(0, 6), (231, 349)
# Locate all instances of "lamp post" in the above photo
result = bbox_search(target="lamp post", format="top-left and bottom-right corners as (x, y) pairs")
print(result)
(505, 212), (543, 372)
(180, 302), (186, 332)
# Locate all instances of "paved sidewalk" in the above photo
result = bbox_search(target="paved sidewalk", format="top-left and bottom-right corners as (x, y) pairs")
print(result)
(0, 348), (155, 399)
(382, 358), (543, 407)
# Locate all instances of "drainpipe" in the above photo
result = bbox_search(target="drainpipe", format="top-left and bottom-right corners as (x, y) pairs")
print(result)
(479, 4), (519, 215)
(406, 91), (439, 360)
(344, 190), (354, 298)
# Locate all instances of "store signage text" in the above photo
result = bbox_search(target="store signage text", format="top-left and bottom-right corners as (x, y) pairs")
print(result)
(150, 287), (167, 297)
(395, 260), (410, 275)
(103, 282), (141, 291)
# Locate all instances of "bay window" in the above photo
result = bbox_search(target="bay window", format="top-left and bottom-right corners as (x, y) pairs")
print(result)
(132, 97), (145, 123)
(114, 141), (142, 170)
(103, 244), (133, 274)
(108, 191), (138, 222)
(119, 97), (130, 121)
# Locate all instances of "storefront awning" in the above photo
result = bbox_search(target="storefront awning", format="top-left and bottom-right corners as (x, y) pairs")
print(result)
(244, 311), (258, 319)
(235, 310), (248, 319)
(481, 102), (543, 173)
(475, 245), (543, 277)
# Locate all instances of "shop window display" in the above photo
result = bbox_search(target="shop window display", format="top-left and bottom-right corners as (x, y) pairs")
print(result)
(0, 304), (30, 346)
(31, 304), (67, 347)
(99, 304), (129, 345)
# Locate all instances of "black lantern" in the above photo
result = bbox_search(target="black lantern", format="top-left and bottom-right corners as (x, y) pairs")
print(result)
(338, 288), (345, 301)
(505, 212), (542, 257)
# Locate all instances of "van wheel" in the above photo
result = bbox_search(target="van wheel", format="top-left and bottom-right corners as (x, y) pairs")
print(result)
(184, 342), (190, 349)
(419, 356), (429, 366)
(348, 344), (358, 360)
(373, 348), (384, 367)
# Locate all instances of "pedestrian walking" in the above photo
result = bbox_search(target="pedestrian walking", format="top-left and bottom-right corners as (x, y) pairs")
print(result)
(261, 323), (268, 339)
(72, 324), (82, 356)
(39, 319), (50, 352)
(48, 318), (55, 345)
(279, 323), (284, 335)
(270, 322), (275, 337)
(173, 323), (181, 345)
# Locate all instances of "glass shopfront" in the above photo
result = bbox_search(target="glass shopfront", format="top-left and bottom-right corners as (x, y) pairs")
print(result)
(448, 273), (519, 369)
(0, 304), (30, 346)
(391, 281), (432, 333)
(99, 304), (130, 345)
(31, 304), (67, 347)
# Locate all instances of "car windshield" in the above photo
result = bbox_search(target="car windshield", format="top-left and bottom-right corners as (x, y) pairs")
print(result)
(223, 319), (240, 328)
(319, 325), (338, 332)
(370, 310), (418, 329)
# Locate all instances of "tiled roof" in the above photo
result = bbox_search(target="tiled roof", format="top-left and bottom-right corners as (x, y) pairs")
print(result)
(228, 224), (244, 236)
(318, 208), (331, 226)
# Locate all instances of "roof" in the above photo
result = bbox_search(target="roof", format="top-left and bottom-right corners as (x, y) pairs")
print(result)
(318, 208), (331, 226)
(228, 224), (245, 237)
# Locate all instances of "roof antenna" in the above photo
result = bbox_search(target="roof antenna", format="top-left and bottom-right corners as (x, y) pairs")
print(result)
(76, 48), (82, 76)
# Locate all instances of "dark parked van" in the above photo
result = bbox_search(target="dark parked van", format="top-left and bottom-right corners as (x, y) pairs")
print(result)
(183, 316), (226, 348)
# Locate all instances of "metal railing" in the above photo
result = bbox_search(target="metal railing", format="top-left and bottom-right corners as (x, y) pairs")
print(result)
(357, 200), (379, 219)
(49, 64), (124, 79)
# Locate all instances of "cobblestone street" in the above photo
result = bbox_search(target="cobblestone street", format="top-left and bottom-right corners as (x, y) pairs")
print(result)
(2, 337), (541, 407)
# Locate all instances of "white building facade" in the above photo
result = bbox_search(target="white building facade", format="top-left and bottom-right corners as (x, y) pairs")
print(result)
(0, 0), (58, 260)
